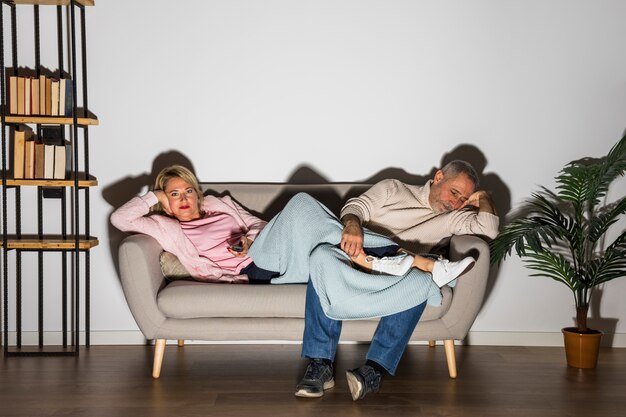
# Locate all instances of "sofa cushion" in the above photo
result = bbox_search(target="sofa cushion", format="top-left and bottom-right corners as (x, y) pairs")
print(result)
(158, 282), (306, 318)
(159, 251), (192, 280)
(157, 280), (453, 320)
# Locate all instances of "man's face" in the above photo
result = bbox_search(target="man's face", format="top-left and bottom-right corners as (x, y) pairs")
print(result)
(429, 170), (475, 213)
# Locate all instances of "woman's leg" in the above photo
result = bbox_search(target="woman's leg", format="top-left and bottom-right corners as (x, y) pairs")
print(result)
(240, 262), (279, 284)
(351, 251), (476, 287)
(351, 252), (435, 273)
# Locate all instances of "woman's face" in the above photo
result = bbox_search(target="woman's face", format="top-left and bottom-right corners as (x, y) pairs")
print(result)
(164, 177), (201, 221)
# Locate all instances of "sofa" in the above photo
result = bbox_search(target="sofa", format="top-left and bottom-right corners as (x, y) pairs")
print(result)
(117, 182), (491, 379)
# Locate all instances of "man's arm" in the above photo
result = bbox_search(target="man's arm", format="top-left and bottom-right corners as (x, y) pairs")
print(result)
(340, 213), (365, 258)
(450, 190), (499, 239)
(339, 179), (400, 257)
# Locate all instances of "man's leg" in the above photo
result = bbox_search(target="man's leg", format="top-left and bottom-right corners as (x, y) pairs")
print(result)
(367, 301), (426, 374)
(346, 301), (426, 400)
(295, 281), (342, 398)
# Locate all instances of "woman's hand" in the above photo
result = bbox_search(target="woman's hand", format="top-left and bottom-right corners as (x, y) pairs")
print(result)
(227, 237), (253, 257)
(153, 190), (173, 216)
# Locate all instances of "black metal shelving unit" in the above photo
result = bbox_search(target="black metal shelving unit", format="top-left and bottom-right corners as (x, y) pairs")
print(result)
(0, 0), (97, 356)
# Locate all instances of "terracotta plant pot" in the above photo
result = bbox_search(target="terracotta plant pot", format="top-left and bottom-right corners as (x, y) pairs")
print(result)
(562, 327), (602, 368)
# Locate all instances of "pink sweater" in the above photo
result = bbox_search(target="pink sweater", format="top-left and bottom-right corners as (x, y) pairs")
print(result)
(110, 192), (267, 283)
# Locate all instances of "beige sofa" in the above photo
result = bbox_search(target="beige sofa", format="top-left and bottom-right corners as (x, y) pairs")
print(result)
(117, 183), (491, 379)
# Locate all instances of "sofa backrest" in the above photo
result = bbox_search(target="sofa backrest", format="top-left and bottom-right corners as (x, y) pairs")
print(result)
(201, 183), (373, 222)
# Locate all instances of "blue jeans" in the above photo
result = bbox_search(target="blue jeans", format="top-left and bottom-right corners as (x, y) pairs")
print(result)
(301, 280), (426, 375)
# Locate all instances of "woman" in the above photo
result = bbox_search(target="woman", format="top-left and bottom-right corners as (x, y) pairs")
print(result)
(111, 165), (474, 288)
(111, 165), (270, 283)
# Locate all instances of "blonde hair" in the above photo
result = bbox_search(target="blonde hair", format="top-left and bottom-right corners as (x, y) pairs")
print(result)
(151, 165), (204, 215)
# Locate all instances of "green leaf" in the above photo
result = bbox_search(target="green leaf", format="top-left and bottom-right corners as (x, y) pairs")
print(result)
(490, 134), (626, 305)
(523, 249), (577, 291)
(557, 134), (626, 206)
(591, 231), (626, 286)
(588, 197), (626, 244)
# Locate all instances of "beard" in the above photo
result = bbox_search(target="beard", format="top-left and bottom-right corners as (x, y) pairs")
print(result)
(433, 201), (454, 213)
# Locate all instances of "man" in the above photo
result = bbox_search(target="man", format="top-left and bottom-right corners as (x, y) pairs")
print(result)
(295, 160), (499, 400)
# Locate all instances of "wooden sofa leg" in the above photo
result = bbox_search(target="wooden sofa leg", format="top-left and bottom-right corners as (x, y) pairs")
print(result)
(178, 339), (185, 347)
(444, 339), (458, 379)
(428, 340), (436, 347)
(153, 339), (166, 379)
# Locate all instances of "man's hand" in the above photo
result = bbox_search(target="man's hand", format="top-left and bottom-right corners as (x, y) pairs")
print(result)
(341, 214), (365, 258)
(463, 190), (497, 215)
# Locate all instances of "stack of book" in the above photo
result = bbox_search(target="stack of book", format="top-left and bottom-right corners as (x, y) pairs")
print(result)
(8, 75), (73, 117)
(12, 126), (69, 180)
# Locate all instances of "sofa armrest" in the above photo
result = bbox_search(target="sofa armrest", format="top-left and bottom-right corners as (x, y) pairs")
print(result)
(441, 235), (491, 340)
(118, 234), (168, 340)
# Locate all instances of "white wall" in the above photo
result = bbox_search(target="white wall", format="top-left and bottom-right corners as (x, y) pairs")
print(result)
(5, 0), (626, 345)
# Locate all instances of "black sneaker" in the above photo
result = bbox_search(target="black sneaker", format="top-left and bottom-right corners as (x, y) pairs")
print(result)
(345, 364), (382, 400)
(295, 359), (335, 398)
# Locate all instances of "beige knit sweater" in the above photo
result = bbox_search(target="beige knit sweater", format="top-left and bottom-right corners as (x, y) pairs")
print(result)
(340, 179), (500, 254)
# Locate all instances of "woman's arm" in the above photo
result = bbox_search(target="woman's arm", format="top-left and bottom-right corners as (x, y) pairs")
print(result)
(112, 192), (229, 280)
(110, 192), (162, 235)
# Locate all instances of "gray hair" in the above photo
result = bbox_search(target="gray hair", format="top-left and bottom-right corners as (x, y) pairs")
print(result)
(441, 160), (480, 188)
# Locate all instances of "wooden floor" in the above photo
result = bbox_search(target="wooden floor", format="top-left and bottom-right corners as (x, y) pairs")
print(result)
(1, 344), (625, 417)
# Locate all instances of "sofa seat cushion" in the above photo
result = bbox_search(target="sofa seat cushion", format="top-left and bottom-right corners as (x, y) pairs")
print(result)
(158, 282), (306, 318)
(157, 281), (453, 320)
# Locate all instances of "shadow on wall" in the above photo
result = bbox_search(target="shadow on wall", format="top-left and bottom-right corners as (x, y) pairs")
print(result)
(103, 144), (511, 311)
(362, 144), (511, 220)
(285, 143), (511, 220)
(587, 288), (618, 347)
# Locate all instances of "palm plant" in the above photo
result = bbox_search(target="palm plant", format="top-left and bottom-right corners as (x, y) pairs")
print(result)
(490, 134), (626, 332)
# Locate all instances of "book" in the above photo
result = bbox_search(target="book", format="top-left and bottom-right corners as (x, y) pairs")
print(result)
(53, 142), (69, 180)
(12, 127), (31, 179)
(9, 76), (18, 114)
(41, 125), (64, 145)
(34, 140), (45, 179)
(24, 77), (31, 116)
(59, 78), (66, 117)
(39, 75), (47, 115)
(45, 77), (52, 115)
(50, 79), (60, 116)
(44, 143), (55, 179)
(17, 76), (25, 115)
(64, 79), (73, 116)
(31, 78), (40, 115)
(24, 139), (35, 179)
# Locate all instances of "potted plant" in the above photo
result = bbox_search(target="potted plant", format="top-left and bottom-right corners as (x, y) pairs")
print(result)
(490, 134), (626, 368)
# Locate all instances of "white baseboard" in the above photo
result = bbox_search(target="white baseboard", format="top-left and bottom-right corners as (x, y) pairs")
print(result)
(456, 331), (626, 348)
(3, 330), (626, 347)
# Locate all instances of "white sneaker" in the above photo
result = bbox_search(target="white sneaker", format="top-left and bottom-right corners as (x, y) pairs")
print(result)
(431, 256), (476, 287)
(367, 253), (415, 276)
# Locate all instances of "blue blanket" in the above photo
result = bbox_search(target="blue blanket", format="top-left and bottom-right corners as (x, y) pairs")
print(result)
(248, 193), (441, 320)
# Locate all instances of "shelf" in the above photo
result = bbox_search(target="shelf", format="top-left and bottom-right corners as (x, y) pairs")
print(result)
(1, 236), (98, 249)
(4, 346), (78, 356)
(3, 0), (97, 356)
(12, 1), (95, 6)
(2, 115), (99, 126)
(1, 176), (98, 187)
